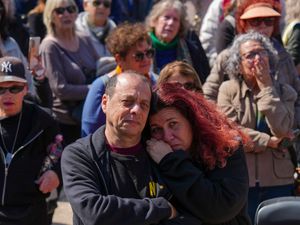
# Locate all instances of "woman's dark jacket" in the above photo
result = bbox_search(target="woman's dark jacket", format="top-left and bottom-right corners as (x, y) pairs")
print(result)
(158, 147), (251, 225)
(185, 31), (211, 83)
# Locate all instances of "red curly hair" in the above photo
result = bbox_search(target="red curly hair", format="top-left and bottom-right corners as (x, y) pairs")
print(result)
(236, 0), (281, 37)
(150, 83), (250, 170)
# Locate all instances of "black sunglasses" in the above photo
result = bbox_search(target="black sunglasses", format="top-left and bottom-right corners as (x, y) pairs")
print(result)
(91, 0), (111, 8)
(0, 86), (25, 95)
(132, 48), (155, 62)
(182, 82), (199, 91)
(54, 5), (77, 15)
(246, 17), (275, 27)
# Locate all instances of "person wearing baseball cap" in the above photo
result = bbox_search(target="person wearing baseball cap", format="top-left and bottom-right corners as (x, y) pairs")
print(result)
(0, 56), (61, 225)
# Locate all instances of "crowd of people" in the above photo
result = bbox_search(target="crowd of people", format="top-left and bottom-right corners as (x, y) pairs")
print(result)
(1, 0), (300, 224)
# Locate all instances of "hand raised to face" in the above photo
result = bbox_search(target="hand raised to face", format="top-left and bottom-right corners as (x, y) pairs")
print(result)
(240, 40), (273, 91)
(146, 138), (173, 164)
(250, 54), (273, 90)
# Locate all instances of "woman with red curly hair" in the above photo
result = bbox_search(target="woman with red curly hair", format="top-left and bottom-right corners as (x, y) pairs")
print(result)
(146, 82), (251, 225)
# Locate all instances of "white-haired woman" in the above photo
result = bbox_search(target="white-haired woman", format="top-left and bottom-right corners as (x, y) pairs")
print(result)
(40, 0), (99, 145)
(145, 0), (210, 84)
(217, 32), (297, 222)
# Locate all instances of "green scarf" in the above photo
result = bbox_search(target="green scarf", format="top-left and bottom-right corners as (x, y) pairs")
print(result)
(150, 31), (179, 50)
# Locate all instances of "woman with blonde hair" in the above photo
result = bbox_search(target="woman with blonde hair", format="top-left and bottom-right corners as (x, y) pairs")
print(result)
(40, 0), (99, 145)
(145, 0), (210, 83)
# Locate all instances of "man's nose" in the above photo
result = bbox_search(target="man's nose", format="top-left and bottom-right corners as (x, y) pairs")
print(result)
(130, 103), (142, 114)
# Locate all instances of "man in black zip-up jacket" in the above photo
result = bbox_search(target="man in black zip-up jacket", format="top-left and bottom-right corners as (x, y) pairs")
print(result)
(62, 72), (203, 225)
(0, 56), (60, 225)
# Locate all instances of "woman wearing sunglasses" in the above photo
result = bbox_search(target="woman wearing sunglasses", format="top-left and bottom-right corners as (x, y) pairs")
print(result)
(217, 32), (297, 223)
(81, 22), (158, 137)
(76, 0), (116, 57)
(157, 60), (203, 93)
(40, 0), (99, 145)
(145, 0), (210, 84)
(0, 56), (61, 225)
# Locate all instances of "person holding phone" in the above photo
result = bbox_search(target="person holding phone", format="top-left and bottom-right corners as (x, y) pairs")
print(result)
(0, 56), (60, 225)
(217, 32), (297, 223)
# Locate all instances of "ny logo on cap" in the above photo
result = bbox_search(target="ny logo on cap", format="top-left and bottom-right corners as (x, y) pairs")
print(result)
(1, 61), (12, 73)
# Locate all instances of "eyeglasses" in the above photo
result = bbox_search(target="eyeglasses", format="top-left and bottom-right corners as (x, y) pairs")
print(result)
(91, 0), (111, 8)
(53, 5), (77, 15)
(182, 82), (200, 91)
(132, 48), (155, 62)
(173, 82), (201, 92)
(241, 49), (268, 63)
(0, 86), (25, 95)
(246, 17), (275, 27)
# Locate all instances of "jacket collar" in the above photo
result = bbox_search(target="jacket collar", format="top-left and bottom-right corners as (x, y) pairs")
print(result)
(240, 79), (251, 99)
(91, 126), (108, 160)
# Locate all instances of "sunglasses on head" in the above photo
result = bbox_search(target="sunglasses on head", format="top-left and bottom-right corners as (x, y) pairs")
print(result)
(91, 0), (111, 8)
(246, 17), (275, 27)
(0, 86), (25, 95)
(54, 5), (77, 15)
(132, 48), (155, 62)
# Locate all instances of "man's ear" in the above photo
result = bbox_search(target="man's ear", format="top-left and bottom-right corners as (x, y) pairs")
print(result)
(102, 94), (108, 114)
(24, 84), (29, 95)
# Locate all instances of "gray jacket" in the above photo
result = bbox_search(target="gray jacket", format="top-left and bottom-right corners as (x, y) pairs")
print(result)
(75, 12), (116, 57)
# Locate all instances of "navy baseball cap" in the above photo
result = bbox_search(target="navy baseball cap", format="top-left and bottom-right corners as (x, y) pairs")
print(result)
(0, 56), (27, 83)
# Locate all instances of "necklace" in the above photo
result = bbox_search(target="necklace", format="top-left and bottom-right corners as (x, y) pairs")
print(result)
(0, 111), (23, 166)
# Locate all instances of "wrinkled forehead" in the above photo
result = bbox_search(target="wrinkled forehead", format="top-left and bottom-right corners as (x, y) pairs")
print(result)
(240, 40), (263, 54)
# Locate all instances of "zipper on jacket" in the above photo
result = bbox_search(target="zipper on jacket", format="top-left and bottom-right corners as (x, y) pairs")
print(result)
(1, 167), (8, 205)
(1, 130), (44, 206)
(0, 149), (6, 205)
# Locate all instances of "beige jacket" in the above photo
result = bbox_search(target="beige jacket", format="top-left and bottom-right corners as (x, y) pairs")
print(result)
(218, 79), (297, 187)
(203, 40), (300, 128)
